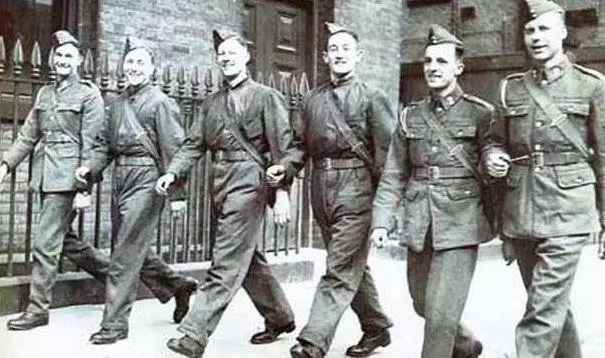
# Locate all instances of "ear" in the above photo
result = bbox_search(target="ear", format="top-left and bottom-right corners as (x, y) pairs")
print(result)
(75, 53), (84, 66)
(244, 50), (251, 64)
(356, 49), (365, 61)
(322, 51), (329, 65)
(561, 26), (568, 40)
(454, 59), (464, 76)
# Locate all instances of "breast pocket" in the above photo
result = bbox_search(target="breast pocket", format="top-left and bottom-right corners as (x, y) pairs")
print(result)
(241, 112), (263, 140)
(503, 105), (532, 143)
(559, 101), (590, 121)
(55, 102), (82, 132)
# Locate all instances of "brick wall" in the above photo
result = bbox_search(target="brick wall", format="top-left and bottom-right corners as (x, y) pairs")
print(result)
(97, 0), (244, 87)
(403, 0), (605, 63)
(334, 0), (403, 104)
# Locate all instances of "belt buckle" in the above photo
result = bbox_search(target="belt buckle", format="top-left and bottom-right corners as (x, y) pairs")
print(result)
(428, 166), (440, 180)
(532, 152), (544, 166)
(323, 158), (332, 170)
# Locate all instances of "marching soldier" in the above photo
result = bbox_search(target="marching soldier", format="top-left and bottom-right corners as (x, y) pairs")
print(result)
(74, 38), (198, 344)
(484, 1), (605, 357)
(286, 22), (394, 358)
(372, 25), (491, 358)
(156, 30), (298, 357)
(1, 30), (193, 332)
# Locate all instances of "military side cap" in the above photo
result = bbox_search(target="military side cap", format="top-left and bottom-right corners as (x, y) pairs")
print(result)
(427, 24), (464, 50)
(527, 0), (564, 19)
(124, 37), (153, 57)
(325, 22), (359, 41)
(212, 29), (246, 51)
(52, 30), (79, 48)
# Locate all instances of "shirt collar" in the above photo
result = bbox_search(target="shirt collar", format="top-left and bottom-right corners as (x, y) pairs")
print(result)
(223, 72), (249, 90)
(126, 81), (152, 97)
(430, 84), (464, 113)
(330, 73), (355, 88)
(55, 72), (79, 92)
(531, 54), (571, 85)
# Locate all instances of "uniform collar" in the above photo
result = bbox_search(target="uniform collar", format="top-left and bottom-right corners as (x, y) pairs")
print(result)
(126, 81), (152, 97)
(55, 72), (79, 92)
(223, 73), (249, 90)
(531, 54), (571, 85)
(430, 84), (463, 113)
(330, 73), (355, 88)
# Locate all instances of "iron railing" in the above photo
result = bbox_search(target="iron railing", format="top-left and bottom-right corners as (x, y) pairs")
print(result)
(0, 37), (313, 277)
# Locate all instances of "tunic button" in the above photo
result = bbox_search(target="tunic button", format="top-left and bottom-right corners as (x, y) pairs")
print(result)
(436, 107), (443, 112)
(535, 167), (541, 172)
(575, 177), (583, 183)
(535, 121), (543, 127)
(457, 130), (463, 135)
(534, 144), (542, 151)
(432, 146), (439, 152)
(510, 110), (517, 115)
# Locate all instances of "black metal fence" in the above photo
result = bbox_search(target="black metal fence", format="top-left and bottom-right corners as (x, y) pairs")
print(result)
(0, 37), (313, 278)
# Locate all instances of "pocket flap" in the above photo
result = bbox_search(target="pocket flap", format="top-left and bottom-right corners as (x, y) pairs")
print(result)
(57, 102), (82, 112)
(558, 102), (589, 116)
(503, 105), (530, 117)
(448, 125), (476, 138)
(556, 165), (596, 188)
(406, 126), (427, 139)
(447, 185), (480, 200)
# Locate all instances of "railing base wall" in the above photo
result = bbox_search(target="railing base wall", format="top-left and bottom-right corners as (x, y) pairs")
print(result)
(0, 257), (314, 316)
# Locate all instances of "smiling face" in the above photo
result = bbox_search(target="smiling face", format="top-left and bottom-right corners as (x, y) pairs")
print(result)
(123, 48), (154, 87)
(323, 32), (362, 77)
(215, 38), (250, 78)
(524, 11), (567, 62)
(52, 43), (82, 77)
(423, 43), (463, 91)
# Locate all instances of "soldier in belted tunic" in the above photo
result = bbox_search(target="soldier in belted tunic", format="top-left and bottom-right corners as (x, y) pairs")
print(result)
(1, 30), (104, 331)
(484, 1), (605, 357)
(285, 22), (394, 358)
(156, 30), (298, 358)
(74, 38), (198, 344)
(372, 25), (492, 358)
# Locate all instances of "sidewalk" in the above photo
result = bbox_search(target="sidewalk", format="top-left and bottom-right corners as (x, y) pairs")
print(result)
(1, 247), (605, 358)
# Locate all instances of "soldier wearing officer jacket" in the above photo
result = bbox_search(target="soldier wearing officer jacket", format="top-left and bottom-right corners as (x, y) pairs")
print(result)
(484, 1), (605, 357)
(371, 24), (491, 358)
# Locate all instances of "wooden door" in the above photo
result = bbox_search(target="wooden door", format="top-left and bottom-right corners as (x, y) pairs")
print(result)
(243, 0), (310, 81)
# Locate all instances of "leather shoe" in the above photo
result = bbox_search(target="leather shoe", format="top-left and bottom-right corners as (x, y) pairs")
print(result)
(173, 277), (198, 323)
(346, 329), (391, 357)
(290, 342), (325, 358)
(166, 336), (205, 358)
(7, 312), (49, 330)
(250, 321), (295, 344)
(453, 339), (483, 358)
(89, 328), (128, 344)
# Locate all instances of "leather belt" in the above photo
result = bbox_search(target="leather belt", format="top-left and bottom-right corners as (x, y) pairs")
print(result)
(412, 166), (473, 180)
(509, 152), (585, 166)
(115, 156), (156, 166)
(212, 150), (249, 162)
(314, 157), (366, 170)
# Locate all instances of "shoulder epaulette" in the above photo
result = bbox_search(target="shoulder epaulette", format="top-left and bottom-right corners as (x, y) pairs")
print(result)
(499, 73), (524, 108)
(573, 64), (605, 80)
(462, 93), (494, 110)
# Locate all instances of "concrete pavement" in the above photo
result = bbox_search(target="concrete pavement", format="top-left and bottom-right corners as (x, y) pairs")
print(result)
(1, 247), (605, 358)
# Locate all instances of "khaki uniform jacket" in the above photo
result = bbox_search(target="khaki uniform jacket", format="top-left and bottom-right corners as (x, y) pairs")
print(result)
(485, 57), (605, 238)
(2, 74), (104, 192)
(372, 86), (493, 252)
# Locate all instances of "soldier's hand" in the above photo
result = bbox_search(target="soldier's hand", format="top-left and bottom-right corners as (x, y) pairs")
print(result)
(0, 163), (8, 184)
(75, 166), (91, 184)
(485, 152), (510, 178)
(170, 200), (187, 212)
(370, 228), (389, 249)
(156, 173), (176, 196)
(501, 239), (516, 265)
(266, 165), (286, 187)
(73, 192), (92, 210)
(273, 189), (290, 226)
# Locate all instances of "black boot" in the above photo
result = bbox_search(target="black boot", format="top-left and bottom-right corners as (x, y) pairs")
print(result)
(345, 329), (391, 357)
(7, 312), (49, 331)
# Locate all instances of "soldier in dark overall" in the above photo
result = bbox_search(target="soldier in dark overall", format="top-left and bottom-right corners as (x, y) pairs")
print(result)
(372, 25), (491, 358)
(286, 23), (394, 358)
(74, 38), (198, 344)
(484, 1), (605, 357)
(157, 30), (298, 358)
